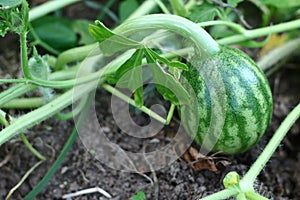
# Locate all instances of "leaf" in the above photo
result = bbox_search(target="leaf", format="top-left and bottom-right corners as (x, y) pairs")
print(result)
(28, 47), (50, 80)
(187, 2), (217, 23)
(89, 20), (141, 56)
(227, 0), (244, 7)
(134, 87), (144, 108)
(30, 16), (77, 51)
(0, 0), (22, 8)
(114, 48), (144, 84)
(132, 191), (146, 200)
(259, 0), (300, 8)
(119, 0), (139, 22)
(144, 49), (190, 105)
(0, 0), (28, 36)
(114, 49), (144, 107)
(72, 20), (95, 45)
(146, 48), (188, 70)
(28, 47), (54, 102)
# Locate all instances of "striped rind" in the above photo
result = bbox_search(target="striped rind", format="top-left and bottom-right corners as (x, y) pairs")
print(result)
(182, 45), (273, 154)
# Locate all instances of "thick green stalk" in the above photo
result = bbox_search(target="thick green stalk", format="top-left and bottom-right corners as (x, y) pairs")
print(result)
(28, 0), (81, 21)
(0, 84), (37, 106)
(199, 189), (237, 200)
(55, 43), (97, 70)
(218, 19), (300, 45)
(241, 103), (300, 187)
(0, 83), (95, 145)
(1, 97), (44, 109)
(114, 14), (220, 56)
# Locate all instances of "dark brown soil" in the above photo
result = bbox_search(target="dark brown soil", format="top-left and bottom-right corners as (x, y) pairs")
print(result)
(0, 2), (299, 200)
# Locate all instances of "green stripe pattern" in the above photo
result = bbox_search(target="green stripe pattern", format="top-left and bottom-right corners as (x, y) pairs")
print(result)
(182, 45), (273, 154)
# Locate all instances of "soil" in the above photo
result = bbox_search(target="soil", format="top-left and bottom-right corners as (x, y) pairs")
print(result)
(0, 1), (300, 200)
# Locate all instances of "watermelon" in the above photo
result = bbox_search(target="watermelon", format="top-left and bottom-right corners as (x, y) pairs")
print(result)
(181, 45), (273, 154)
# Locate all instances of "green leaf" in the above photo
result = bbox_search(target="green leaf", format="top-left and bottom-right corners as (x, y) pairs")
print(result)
(114, 49), (144, 83)
(89, 20), (141, 56)
(144, 49), (190, 105)
(134, 86), (144, 108)
(0, 0), (22, 8)
(0, 0), (28, 36)
(28, 47), (54, 102)
(30, 16), (77, 51)
(114, 49), (144, 107)
(227, 0), (244, 7)
(146, 48), (188, 70)
(28, 47), (50, 79)
(119, 0), (139, 22)
(187, 2), (217, 23)
(132, 191), (146, 200)
(72, 20), (95, 45)
(259, 0), (300, 8)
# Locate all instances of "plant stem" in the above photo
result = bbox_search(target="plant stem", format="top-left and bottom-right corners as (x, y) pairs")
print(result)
(20, 133), (46, 160)
(0, 79), (27, 83)
(218, 19), (300, 45)
(55, 43), (97, 70)
(29, 24), (60, 55)
(1, 97), (44, 109)
(169, 0), (188, 16)
(199, 188), (237, 200)
(28, 0), (81, 21)
(126, 0), (158, 21)
(20, 31), (32, 79)
(102, 84), (167, 124)
(166, 104), (175, 125)
(198, 20), (246, 34)
(0, 83), (37, 106)
(0, 83), (95, 145)
(153, 0), (171, 14)
(0, 110), (46, 160)
(114, 14), (220, 56)
(241, 103), (300, 187)
(55, 96), (87, 120)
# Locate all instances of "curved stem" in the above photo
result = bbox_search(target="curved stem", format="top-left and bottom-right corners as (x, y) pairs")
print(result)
(20, 133), (46, 160)
(242, 103), (300, 186)
(114, 14), (220, 56)
(218, 19), (300, 45)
